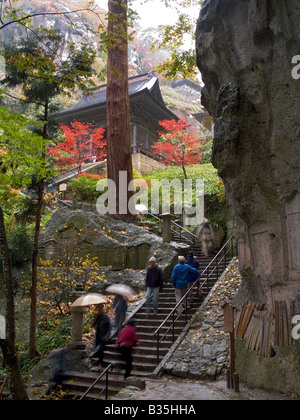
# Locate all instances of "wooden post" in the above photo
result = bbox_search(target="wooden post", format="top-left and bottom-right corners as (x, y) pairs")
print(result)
(229, 330), (235, 387)
(222, 302), (239, 392)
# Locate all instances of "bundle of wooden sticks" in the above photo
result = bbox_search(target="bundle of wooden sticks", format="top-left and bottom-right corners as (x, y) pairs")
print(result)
(235, 300), (294, 357)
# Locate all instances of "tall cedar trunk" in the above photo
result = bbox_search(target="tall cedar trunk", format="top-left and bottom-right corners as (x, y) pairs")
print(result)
(0, 205), (29, 400)
(29, 102), (48, 359)
(29, 178), (44, 359)
(106, 0), (134, 220)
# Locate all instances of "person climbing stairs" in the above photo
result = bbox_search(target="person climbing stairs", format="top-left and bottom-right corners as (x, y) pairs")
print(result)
(61, 247), (230, 400)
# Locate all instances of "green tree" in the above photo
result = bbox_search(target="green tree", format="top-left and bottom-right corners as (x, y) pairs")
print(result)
(146, 0), (204, 80)
(0, 205), (29, 400)
(0, 0), (101, 32)
(1, 27), (96, 359)
(152, 12), (199, 80)
(0, 107), (48, 400)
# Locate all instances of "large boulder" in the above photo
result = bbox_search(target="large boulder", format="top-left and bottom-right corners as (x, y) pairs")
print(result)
(196, 0), (300, 395)
(39, 209), (188, 279)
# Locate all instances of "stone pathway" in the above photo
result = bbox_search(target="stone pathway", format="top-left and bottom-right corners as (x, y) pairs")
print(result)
(161, 258), (242, 380)
(116, 377), (294, 401)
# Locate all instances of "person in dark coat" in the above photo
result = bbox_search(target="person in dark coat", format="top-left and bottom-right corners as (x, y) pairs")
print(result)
(145, 256), (164, 316)
(92, 304), (111, 370)
(116, 319), (139, 379)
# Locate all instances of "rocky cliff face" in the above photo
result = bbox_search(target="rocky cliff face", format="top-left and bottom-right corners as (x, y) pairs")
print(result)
(196, 0), (300, 395)
(1, 0), (100, 57)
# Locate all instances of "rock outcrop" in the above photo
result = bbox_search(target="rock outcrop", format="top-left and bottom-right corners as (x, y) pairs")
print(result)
(196, 0), (300, 395)
(39, 209), (188, 279)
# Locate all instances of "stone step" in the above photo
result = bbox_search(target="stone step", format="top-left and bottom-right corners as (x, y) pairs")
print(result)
(62, 372), (123, 400)
(62, 369), (151, 400)
(104, 347), (168, 362)
(103, 356), (157, 373)
(133, 323), (184, 334)
(134, 317), (187, 326)
(131, 338), (173, 348)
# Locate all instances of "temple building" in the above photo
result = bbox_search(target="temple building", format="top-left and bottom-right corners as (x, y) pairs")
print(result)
(53, 73), (179, 174)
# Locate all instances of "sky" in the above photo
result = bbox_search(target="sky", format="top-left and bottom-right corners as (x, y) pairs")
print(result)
(95, 0), (200, 31)
(132, 0), (181, 29)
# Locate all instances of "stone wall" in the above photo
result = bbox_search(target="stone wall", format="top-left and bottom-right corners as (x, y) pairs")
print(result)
(196, 0), (300, 394)
(132, 153), (165, 174)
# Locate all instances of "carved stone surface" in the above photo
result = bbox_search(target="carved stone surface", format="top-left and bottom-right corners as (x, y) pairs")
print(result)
(196, 0), (300, 394)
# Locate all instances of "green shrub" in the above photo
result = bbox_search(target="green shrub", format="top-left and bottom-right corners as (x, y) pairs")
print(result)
(9, 224), (34, 267)
(143, 163), (225, 220)
(68, 175), (101, 203)
(68, 170), (143, 203)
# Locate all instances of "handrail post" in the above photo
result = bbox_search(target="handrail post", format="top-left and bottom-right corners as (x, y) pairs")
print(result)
(206, 266), (209, 294)
(79, 363), (114, 400)
(156, 332), (160, 365)
(105, 368), (109, 400)
(185, 294), (188, 324)
(172, 311), (175, 343)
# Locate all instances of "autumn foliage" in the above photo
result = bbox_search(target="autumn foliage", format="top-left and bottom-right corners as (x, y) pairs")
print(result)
(48, 120), (106, 174)
(152, 119), (203, 178)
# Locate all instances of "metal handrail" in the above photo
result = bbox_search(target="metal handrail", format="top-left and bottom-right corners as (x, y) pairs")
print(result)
(79, 363), (114, 400)
(154, 236), (236, 364)
(146, 211), (162, 223)
(196, 235), (236, 292)
(146, 211), (197, 244)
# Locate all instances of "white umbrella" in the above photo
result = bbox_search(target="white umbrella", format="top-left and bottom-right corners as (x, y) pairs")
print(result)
(106, 284), (135, 298)
(135, 204), (148, 215)
(71, 293), (108, 308)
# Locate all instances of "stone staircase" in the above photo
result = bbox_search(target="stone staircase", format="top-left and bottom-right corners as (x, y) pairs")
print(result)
(62, 252), (228, 400)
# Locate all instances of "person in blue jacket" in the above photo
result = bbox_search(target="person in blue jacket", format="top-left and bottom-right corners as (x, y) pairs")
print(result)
(171, 256), (199, 314)
(185, 251), (200, 304)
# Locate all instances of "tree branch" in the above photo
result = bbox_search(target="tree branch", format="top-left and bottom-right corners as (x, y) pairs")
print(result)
(0, 5), (104, 32)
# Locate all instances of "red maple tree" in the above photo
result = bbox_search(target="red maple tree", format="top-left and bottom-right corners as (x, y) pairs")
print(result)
(152, 119), (203, 178)
(48, 120), (106, 174)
